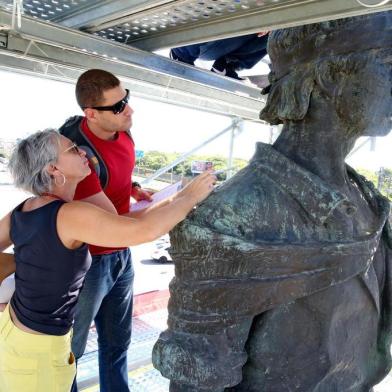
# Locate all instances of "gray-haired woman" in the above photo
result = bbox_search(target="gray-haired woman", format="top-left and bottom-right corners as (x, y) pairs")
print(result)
(0, 129), (215, 392)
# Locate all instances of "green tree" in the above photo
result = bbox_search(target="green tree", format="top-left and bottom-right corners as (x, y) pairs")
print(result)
(139, 151), (248, 180)
(356, 168), (392, 200)
(141, 151), (169, 170)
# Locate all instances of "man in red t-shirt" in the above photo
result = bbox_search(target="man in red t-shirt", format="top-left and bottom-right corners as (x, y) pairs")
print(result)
(60, 69), (152, 392)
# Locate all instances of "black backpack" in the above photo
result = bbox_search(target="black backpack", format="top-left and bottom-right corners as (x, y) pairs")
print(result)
(59, 116), (110, 189)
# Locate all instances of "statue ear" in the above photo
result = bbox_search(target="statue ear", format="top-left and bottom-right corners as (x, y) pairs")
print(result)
(260, 69), (315, 125)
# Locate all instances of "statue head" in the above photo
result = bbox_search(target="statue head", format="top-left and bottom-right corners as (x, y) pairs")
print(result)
(260, 12), (392, 138)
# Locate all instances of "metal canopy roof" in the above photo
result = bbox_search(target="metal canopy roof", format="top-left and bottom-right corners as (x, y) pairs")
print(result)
(2, 0), (391, 49)
(0, 0), (391, 121)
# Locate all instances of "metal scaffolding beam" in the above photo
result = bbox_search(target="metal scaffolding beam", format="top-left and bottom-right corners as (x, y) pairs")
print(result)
(0, 1), (389, 120)
(0, 10), (264, 121)
(0, 45), (262, 120)
(2, 1), (389, 51)
(57, 1), (175, 29)
(126, 0), (392, 50)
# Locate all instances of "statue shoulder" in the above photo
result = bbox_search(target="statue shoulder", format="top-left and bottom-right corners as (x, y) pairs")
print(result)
(183, 166), (286, 238)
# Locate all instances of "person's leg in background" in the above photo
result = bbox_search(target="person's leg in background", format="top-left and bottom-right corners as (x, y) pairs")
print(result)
(223, 33), (268, 73)
(94, 248), (134, 392)
(170, 34), (268, 79)
(208, 34), (268, 79)
(70, 253), (119, 391)
(170, 35), (252, 66)
(198, 35), (255, 61)
(170, 44), (201, 65)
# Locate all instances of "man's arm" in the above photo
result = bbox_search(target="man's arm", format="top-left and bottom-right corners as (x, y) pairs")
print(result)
(74, 164), (118, 213)
(78, 191), (118, 214)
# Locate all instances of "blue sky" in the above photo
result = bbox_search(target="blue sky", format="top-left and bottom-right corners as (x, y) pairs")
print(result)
(0, 69), (391, 171)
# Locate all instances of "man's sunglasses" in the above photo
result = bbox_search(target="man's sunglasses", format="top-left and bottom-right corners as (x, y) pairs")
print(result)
(86, 89), (130, 115)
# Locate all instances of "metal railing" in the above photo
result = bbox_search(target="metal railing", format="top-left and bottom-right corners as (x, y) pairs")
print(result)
(133, 166), (182, 184)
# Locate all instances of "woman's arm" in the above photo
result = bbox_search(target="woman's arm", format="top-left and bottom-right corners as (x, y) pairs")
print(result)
(58, 171), (216, 249)
(0, 212), (12, 252)
(0, 253), (15, 284)
(126, 194), (176, 219)
(0, 212), (15, 284)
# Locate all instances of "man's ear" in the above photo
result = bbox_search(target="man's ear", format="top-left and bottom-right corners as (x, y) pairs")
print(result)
(84, 108), (98, 123)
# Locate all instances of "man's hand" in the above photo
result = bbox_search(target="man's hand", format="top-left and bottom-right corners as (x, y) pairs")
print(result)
(132, 186), (154, 202)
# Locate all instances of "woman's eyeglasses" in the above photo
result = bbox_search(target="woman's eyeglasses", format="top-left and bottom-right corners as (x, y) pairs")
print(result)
(62, 143), (81, 155)
(86, 89), (130, 115)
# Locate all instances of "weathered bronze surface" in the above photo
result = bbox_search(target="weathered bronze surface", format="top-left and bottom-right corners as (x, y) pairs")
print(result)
(153, 11), (392, 391)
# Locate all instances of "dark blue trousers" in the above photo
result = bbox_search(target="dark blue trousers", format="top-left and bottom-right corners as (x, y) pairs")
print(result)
(71, 248), (134, 392)
(171, 33), (268, 70)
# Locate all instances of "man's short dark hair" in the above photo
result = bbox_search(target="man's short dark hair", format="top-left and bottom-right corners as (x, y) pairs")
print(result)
(75, 69), (120, 109)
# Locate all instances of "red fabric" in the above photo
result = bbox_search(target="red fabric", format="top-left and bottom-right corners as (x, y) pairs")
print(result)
(74, 118), (135, 255)
(74, 162), (101, 199)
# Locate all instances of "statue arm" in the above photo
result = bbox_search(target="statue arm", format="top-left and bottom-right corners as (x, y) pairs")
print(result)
(153, 293), (253, 391)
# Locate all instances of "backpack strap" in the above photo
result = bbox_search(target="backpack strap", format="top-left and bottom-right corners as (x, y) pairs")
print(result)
(59, 116), (109, 190)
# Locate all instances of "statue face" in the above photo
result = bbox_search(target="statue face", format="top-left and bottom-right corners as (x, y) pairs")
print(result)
(337, 59), (392, 137)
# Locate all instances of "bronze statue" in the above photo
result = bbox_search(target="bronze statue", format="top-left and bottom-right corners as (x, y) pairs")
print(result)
(153, 11), (392, 391)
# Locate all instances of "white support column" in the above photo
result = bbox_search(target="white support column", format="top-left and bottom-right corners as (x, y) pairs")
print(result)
(227, 118), (244, 180)
(269, 126), (274, 144)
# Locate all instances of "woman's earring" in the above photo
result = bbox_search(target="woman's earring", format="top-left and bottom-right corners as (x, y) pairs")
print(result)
(54, 173), (66, 187)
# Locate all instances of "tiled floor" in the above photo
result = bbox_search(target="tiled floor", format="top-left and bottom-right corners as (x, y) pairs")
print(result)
(81, 365), (169, 392)
(77, 309), (170, 392)
(77, 306), (392, 392)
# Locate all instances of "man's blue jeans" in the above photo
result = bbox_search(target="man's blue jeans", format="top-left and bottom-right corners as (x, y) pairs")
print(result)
(71, 248), (134, 392)
(171, 34), (268, 70)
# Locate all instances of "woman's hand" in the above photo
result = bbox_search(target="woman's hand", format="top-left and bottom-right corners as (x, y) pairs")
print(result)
(179, 171), (217, 204)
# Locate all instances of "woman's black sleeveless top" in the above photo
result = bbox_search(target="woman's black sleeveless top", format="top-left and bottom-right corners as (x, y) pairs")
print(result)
(10, 200), (91, 335)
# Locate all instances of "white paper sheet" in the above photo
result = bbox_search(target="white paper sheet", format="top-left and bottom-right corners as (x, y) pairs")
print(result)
(131, 181), (183, 212)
